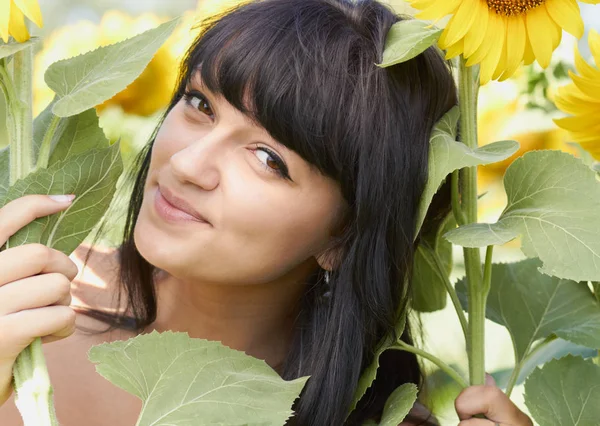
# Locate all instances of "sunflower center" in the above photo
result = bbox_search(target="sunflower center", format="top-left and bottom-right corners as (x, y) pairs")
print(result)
(486, 0), (545, 16)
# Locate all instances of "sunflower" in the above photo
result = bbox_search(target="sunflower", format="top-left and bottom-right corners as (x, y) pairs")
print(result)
(553, 30), (600, 161)
(0, 0), (42, 43)
(408, 0), (600, 85)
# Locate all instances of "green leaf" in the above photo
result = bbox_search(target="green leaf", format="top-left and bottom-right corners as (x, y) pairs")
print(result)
(34, 100), (109, 169)
(456, 259), (600, 364)
(567, 142), (595, 167)
(412, 213), (455, 312)
(490, 338), (597, 389)
(45, 17), (180, 117)
(379, 383), (418, 426)
(444, 222), (518, 247)
(378, 20), (442, 68)
(414, 105), (519, 237)
(350, 315), (407, 413)
(4, 141), (123, 255)
(446, 150), (600, 282)
(524, 355), (600, 426)
(0, 37), (39, 60)
(88, 331), (309, 426)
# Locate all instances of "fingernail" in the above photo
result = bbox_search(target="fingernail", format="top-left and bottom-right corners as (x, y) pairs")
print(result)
(48, 194), (76, 203)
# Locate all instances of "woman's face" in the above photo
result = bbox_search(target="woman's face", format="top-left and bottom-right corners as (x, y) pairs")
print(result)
(134, 71), (346, 286)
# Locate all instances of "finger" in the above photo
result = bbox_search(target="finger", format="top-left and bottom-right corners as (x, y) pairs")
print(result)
(0, 273), (72, 316)
(455, 385), (531, 425)
(485, 373), (497, 387)
(0, 194), (75, 248)
(458, 419), (496, 426)
(0, 243), (79, 288)
(0, 306), (76, 361)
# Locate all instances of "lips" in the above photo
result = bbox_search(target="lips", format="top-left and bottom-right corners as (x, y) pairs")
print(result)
(157, 185), (211, 224)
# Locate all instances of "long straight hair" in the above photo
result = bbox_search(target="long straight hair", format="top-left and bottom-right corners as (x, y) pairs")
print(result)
(78, 1), (457, 425)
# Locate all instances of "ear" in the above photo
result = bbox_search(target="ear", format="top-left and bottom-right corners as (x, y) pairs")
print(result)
(315, 244), (343, 272)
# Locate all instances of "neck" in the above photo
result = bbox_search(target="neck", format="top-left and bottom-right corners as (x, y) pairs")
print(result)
(144, 262), (316, 374)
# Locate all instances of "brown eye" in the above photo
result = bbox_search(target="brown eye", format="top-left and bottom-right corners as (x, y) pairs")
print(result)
(183, 90), (214, 117)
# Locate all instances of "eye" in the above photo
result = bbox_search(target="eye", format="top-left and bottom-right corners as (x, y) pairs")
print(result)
(183, 90), (214, 118)
(252, 145), (292, 180)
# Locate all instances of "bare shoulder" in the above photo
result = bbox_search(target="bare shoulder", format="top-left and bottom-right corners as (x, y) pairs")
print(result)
(69, 243), (121, 312)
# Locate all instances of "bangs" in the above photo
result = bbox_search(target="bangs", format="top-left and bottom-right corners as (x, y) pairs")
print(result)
(180, 0), (377, 181)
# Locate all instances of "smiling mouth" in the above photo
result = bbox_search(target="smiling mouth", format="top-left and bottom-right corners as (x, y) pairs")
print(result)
(154, 187), (211, 225)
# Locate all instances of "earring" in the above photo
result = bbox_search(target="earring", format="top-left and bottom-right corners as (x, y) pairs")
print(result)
(324, 270), (330, 285)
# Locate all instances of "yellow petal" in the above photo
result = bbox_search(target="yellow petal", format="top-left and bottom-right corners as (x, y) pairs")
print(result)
(415, 0), (462, 21)
(554, 112), (600, 131)
(444, 39), (464, 59)
(492, 17), (509, 81)
(554, 84), (600, 114)
(589, 30), (600, 68)
(546, 0), (583, 38)
(578, 0), (600, 3)
(579, 141), (600, 161)
(8, 0), (29, 43)
(463, 0), (488, 57)
(0, 0), (10, 42)
(523, 34), (536, 65)
(13, 0), (43, 28)
(526, 5), (555, 68)
(439, 0), (477, 48)
(569, 70), (600, 99)
(574, 45), (599, 79)
(549, 12), (562, 50)
(479, 12), (504, 85)
(409, 0), (438, 9)
(499, 16), (526, 81)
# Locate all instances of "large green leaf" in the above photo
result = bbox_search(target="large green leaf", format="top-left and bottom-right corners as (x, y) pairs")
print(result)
(445, 150), (600, 281)
(89, 331), (309, 426)
(349, 315), (407, 413)
(490, 338), (597, 389)
(4, 141), (123, 254)
(456, 259), (600, 364)
(378, 20), (442, 68)
(0, 37), (39, 60)
(379, 383), (418, 426)
(45, 18), (179, 117)
(524, 355), (600, 426)
(412, 213), (455, 312)
(414, 106), (519, 237)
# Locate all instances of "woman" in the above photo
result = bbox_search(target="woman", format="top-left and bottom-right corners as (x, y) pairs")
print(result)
(0, 0), (533, 425)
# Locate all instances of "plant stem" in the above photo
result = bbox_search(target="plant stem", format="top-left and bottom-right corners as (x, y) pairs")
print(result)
(392, 341), (468, 389)
(458, 58), (486, 386)
(505, 335), (557, 397)
(12, 339), (59, 426)
(3, 42), (60, 425)
(451, 170), (466, 226)
(36, 114), (61, 170)
(428, 246), (468, 339)
(6, 47), (35, 186)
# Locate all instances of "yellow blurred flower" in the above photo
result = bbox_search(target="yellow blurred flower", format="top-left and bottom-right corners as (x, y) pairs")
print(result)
(0, 0), (43, 43)
(553, 30), (600, 161)
(196, 0), (253, 19)
(34, 10), (199, 117)
(408, 0), (600, 85)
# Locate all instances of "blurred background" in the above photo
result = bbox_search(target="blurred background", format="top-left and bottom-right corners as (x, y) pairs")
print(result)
(1, 1), (599, 424)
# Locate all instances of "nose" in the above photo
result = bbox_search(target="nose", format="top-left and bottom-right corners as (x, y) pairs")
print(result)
(169, 129), (230, 192)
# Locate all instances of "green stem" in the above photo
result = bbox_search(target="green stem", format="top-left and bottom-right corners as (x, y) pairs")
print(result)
(3, 41), (60, 425)
(6, 47), (34, 186)
(427, 246), (468, 340)
(392, 341), (468, 389)
(505, 335), (557, 397)
(12, 339), (59, 426)
(35, 114), (61, 170)
(458, 58), (486, 386)
(451, 170), (467, 226)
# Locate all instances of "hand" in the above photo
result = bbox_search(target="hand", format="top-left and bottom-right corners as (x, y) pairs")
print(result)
(0, 194), (79, 406)
(454, 374), (534, 426)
